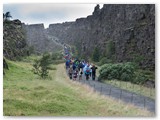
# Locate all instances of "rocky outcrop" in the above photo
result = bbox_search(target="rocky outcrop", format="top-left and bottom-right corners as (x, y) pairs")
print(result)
(3, 19), (28, 60)
(23, 23), (62, 54)
(47, 4), (155, 70)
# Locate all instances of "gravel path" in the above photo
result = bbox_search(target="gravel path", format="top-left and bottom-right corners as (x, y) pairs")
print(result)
(64, 46), (155, 113)
(68, 71), (155, 113)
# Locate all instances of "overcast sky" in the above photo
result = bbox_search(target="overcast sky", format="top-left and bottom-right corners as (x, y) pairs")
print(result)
(3, 3), (103, 28)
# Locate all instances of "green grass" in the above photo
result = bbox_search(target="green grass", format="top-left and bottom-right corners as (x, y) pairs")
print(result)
(104, 80), (155, 100)
(3, 59), (153, 116)
(20, 55), (41, 63)
(95, 63), (155, 99)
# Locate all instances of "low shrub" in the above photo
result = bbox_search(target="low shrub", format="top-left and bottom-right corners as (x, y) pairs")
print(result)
(32, 53), (52, 78)
(99, 62), (135, 82)
(133, 72), (149, 84)
(99, 62), (150, 84)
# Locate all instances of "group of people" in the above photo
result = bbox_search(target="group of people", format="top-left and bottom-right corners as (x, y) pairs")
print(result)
(64, 55), (97, 81)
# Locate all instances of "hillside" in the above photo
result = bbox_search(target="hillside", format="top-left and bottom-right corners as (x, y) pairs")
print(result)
(3, 58), (153, 116)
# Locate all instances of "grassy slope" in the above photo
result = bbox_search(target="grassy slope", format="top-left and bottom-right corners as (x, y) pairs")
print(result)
(3, 59), (153, 116)
(104, 80), (155, 100)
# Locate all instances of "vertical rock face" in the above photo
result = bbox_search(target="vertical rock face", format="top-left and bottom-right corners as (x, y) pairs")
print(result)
(24, 24), (46, 53)
(3, 19), (28, 60)
(23, 23), (62, 54)
(47, 4), (155, 70)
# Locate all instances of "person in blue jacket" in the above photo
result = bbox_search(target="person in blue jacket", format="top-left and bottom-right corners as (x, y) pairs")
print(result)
(84, 65), (91, 80)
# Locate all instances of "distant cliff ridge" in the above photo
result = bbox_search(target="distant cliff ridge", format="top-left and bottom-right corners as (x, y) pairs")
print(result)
(47, 4), (155, 70)
(23, 4), (155, 69)
(23, 23), (62, 54)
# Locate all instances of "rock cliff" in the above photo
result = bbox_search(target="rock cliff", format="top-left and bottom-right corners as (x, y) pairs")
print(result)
(23, 23), (63, 54)
(3, 19), (28, 60)
(47, 4), (155, 70)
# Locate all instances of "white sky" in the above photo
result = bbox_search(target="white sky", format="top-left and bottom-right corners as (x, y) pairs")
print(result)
(3, 3), (103, 28)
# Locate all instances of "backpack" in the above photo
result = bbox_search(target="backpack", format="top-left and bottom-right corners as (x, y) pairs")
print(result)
(86, 68), (90, 73)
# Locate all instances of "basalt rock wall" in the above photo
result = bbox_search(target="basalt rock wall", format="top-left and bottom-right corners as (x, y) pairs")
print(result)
(23, 23), (62, 54)
(48, 4), (155, 69)
(3, 19), (28, 60)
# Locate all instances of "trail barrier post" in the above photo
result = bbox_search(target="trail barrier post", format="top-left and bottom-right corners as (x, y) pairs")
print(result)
(120, 89), (122, 99)
(100, 85), (102, 94)
(131, 93), (134, 103)
(109, 87), (111, 96)
(144, 98), (146, 109)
